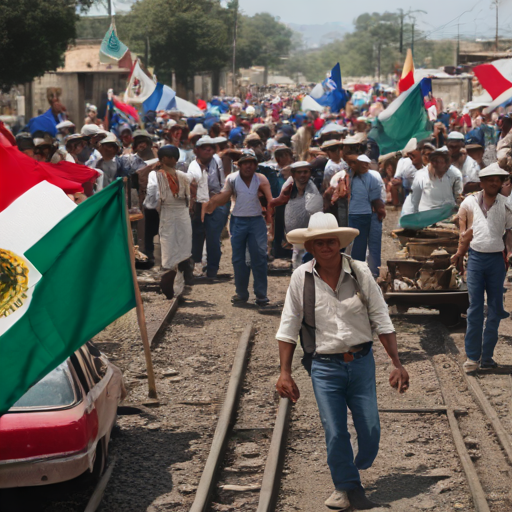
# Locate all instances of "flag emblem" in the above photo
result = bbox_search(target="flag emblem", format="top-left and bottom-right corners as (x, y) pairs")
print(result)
(0, 249), (29, 318)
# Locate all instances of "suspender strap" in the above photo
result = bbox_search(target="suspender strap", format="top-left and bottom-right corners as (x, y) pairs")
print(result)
(300, 270), (316, 354)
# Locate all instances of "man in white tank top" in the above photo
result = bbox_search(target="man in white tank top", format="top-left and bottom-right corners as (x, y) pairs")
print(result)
(205, 149), (274, 306)
(452, 163), (512, 372)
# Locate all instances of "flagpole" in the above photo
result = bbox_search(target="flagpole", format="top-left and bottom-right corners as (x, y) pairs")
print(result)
(123, 180), (158, 399)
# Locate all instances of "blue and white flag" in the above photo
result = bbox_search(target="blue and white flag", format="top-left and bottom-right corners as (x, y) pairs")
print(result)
(308, 63), (347, 113)
(142, 82), (177, 113)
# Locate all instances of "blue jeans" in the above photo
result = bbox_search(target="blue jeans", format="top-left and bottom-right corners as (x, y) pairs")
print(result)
(230, 215), (268, 301)
(192, 203), (229, 277)
(465, 249), (509, 362)
(367, 212), (382, 277)
(311, 350), (380, 491)
(348, 213), (373, 263)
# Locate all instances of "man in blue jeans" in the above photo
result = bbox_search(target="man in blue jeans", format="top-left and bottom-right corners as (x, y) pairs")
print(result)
(276, 212), (409, 510)
(188, 136), (229, 278)
(345, 149), (385, 265)
(451, 163), (512, 372)
(204, 149), (274, 306)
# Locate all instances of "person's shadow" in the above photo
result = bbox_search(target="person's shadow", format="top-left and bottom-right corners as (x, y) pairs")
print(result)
(366, 472), (450, 503)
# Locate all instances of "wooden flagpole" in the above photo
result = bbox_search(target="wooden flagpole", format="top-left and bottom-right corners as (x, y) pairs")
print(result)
(124, 180), (157, 399)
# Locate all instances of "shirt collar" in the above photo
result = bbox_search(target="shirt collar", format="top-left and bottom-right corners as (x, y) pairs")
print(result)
(306, 256), (352, 275)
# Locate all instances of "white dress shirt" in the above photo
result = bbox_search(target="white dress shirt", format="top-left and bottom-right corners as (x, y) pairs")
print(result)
(276, 257), (394, 354)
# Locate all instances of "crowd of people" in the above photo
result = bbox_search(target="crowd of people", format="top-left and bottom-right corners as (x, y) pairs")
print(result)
(9, 84), (512, 510)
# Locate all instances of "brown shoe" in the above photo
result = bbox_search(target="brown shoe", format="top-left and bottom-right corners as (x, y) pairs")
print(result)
(160, 270), (177, 299)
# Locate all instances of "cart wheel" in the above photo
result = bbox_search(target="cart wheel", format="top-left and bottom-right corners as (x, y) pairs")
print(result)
(439, 305), (461, 326)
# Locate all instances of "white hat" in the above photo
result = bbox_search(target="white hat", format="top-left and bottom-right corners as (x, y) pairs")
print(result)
(343, 132), (367, 144)
(166, 119), (177, 129)
(357, 154), (371, 163)
(478, 162), (510, 178)
(189, 124), (207, 139)
(220, 113), (231, 122)
(447, 131), (465, 141)
(246, 105), (256, 115)
(211, 136), (227, 144)
(238, 148), (258, 164)
(196, 135), (217, 147)
(286, 212), (359, 248)
(56, 120), (75, 130)
(98, 132), (120, 145)
(402, 137), (418, 154)
(290, 161), (311, 170)
(81, 124), (107, 137)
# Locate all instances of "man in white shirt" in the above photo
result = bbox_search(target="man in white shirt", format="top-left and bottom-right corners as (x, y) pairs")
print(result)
(451, 163), (512, 372)
(188, 136), (228, 278)
(321, 140), (348, 192)
(447, 131), (480, 192)
(275, 212), (409, 511)
(410, 146), (463, 213)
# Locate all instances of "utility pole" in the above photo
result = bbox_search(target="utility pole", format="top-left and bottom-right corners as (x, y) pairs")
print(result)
(232, 0), (239, 96)
(399, 9), (404, 54)
(496, 0), (499, 52)
(411, 20), (415, 55)
(457, 23), (460, 66)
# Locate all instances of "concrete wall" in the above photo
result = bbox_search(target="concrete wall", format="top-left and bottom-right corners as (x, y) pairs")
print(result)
(432, 78), (472, 110)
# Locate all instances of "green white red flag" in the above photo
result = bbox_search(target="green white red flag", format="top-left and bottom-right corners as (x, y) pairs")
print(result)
(0, 179), (135, 414)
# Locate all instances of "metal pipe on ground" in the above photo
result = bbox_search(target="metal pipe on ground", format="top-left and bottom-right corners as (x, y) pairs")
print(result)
(257, 397), (292, 512)
(189, 324), (255, 512)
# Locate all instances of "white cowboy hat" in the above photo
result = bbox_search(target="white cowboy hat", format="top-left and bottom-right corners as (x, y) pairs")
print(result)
(478, 162), (510, 178)
(286, 212), (359, 248)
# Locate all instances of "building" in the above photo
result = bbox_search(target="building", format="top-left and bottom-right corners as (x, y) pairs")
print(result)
(25, 40), (131, 126)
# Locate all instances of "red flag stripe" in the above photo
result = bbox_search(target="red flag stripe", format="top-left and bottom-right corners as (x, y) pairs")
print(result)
(398, 71), (415, 94)
(0, 145), (99, 212)
(473, 63), (512, 100)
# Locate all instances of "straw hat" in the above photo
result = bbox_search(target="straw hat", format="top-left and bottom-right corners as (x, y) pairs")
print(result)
(320, 139), (344, 151)
(286, 212), (359, 248)
(478, 162), (510, 178)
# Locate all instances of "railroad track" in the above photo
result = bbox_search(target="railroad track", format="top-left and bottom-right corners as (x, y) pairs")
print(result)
(189, 323), (293, 512)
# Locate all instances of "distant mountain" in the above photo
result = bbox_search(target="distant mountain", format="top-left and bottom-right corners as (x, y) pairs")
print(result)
(287, 22), (352, 49)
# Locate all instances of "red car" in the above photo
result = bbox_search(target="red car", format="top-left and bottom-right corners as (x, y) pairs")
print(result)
(0, 341), (125, 488)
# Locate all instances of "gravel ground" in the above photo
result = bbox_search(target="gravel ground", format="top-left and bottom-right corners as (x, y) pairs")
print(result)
(12, 206), (512, 512)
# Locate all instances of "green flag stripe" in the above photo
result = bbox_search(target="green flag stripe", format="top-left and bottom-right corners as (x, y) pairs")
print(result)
(0, 179), (135, 414)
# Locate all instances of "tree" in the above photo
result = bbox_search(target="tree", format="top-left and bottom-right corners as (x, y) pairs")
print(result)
(118, 0), (231, 97)
(285, 11), (455, 83)
(0, 0), (95, 91)
(236, 13), (293, 84)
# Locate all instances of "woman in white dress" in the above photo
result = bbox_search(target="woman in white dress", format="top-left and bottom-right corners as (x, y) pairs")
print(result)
(144, 145), (194, 298)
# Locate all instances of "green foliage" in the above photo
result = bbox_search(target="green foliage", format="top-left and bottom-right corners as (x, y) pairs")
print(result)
(76, 16), (111, 39)
(0, 0), (99, 91)
(118, 0), (231, 89)
(285, 11), (455, 82)
(236, 13), (293, 71)
(0, 0), (80, 90)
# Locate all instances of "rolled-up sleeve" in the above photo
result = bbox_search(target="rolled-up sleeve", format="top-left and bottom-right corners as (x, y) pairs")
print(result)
(276, 269), (304, 344)
(143, 171), (159, 209)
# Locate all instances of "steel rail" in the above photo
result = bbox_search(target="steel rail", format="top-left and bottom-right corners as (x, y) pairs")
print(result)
(189, 323), (255, 512)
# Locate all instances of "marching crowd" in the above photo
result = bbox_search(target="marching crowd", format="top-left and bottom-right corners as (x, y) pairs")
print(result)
(9, 87), (512, 510)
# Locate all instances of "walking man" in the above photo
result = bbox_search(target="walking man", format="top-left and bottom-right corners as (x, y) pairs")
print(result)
(188, 136), (229, 278)
(276, 212), (409, 510)
(204, 149), (273, 306)
(451, 163), (512, 371)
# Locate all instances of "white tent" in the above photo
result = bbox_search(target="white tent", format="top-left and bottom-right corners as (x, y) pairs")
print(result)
(174, 97), (203, 117)
(302, 95), (324, 112)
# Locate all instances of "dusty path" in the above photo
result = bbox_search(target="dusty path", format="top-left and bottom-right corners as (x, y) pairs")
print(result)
(34, 207), (512, 512)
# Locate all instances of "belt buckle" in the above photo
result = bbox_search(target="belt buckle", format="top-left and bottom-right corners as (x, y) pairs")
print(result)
(343, 353), (354, 363)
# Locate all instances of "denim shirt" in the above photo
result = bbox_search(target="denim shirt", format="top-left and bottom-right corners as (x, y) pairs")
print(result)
(348, 171), (382, 215)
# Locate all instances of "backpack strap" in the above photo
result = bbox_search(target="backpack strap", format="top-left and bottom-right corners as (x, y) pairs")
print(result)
(300, 269), (316, 354)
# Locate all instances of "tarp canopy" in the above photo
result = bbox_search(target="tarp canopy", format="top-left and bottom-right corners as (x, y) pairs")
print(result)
(302, 95), (324, 112)
(174, 97), (203, 117)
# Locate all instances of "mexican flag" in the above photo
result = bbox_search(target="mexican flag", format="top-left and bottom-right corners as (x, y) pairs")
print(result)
(369, 79), (433, 155)
(0, 179), (135, 414)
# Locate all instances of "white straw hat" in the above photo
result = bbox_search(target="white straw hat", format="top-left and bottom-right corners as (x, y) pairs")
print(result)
(286, 212), (359, 247)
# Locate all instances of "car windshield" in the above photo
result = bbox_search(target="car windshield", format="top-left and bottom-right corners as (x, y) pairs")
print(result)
(11, 363), (76, 409)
